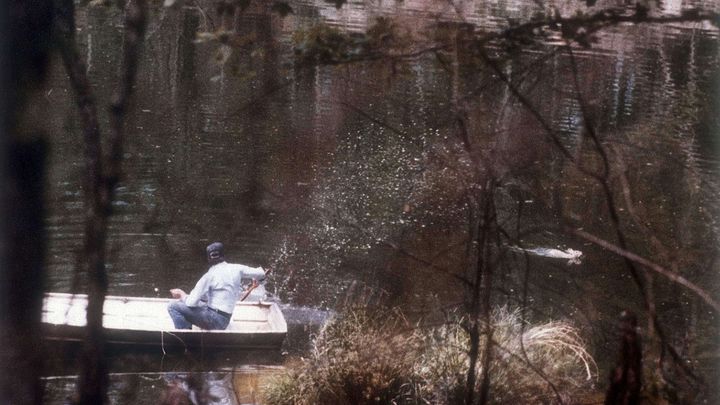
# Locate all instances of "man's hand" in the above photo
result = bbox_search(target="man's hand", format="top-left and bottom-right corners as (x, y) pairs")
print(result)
(169, 288), (187, 300)
(260, 267), (272, 281)
(240, 279), (259, 302)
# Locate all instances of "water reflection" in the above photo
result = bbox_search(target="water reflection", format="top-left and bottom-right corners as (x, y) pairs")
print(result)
(43, 366), (282, 405)
(42, 339), (286, 403)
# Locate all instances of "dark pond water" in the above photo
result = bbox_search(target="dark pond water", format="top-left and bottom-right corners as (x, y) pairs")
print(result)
(43, 366), (281, 405)
(43, 0), (719, 395)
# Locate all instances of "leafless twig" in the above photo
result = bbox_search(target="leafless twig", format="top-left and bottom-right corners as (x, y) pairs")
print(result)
(569, 228), (720, 314)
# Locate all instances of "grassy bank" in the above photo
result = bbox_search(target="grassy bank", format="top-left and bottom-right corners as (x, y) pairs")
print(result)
(262, 307), (597, 404)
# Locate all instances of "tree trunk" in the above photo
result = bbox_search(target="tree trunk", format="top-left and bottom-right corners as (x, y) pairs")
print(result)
(1, 1), (55, 403)
(53, 0), (147, 402)
(605, 311), (643, 405)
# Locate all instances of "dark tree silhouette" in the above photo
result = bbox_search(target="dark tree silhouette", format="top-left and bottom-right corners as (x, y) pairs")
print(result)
(53, 0), (147, 402)
(605, 311), (643, 405)
(1, 1), (55, 403)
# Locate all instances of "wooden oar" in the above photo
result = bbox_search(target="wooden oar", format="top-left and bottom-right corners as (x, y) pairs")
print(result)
(240, 267), (272, 302)
(240, 279), (259, 302)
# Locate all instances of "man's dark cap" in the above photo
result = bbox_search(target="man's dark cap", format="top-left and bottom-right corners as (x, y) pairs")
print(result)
(206, 242), (224, 261)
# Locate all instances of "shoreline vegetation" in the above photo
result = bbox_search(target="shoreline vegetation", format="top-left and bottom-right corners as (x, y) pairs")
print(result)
(261, 307), (598, 405)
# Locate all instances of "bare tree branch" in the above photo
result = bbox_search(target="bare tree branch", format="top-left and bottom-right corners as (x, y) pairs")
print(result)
(53, 0), (110, 401)
(106, 0), (147, 193)
(569, 228), (720, 314)
(300, 9), (719, 72)
(54, 0), (147, 402)
(560, 44), (710, 386)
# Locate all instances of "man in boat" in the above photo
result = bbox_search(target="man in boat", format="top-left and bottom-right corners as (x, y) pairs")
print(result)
(167, 242), (267, 330)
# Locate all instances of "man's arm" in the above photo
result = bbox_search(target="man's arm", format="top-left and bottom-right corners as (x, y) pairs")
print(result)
(174, 274), (210, 307)
(239, 265), (267, 281)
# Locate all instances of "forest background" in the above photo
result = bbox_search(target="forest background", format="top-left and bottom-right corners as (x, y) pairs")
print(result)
(1, 0), (719, 403)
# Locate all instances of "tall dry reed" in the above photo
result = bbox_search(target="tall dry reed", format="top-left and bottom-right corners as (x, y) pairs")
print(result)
(262, 307), (597, 405)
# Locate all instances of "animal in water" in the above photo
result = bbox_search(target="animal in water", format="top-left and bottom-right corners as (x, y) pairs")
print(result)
(515, 247), (583, 265)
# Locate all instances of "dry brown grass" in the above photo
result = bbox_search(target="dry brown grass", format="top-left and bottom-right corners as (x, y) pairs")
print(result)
(262, 309), (424, 405)
(416, 307), (597, 404)
(262, 307), (597, 405)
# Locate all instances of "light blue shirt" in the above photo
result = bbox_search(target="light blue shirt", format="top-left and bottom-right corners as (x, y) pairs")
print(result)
(184, 261), (266, 313)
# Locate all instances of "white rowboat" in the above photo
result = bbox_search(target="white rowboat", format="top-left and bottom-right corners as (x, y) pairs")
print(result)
(42, 292), (287, 350)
